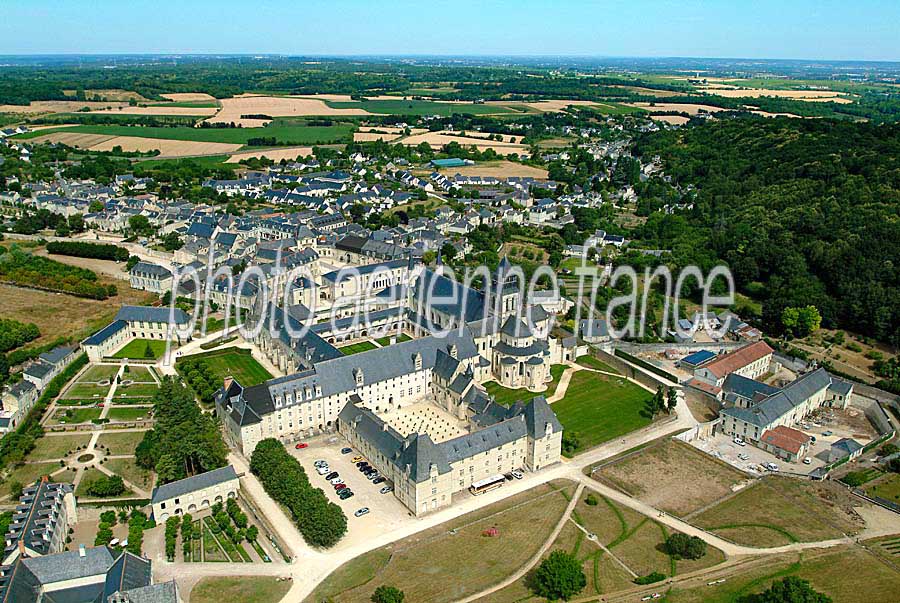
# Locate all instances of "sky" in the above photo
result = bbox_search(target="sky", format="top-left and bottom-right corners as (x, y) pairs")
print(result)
(1, 0), (898, 61)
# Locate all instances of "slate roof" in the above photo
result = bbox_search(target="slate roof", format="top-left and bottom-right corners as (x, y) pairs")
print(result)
(38, 345), (77, 366)
(721, 368), (832, 428)
(115, 306), (189, 325)
(150, 465), (238, 504)
(129, 262), (172, 278)
(83, 320), (127, 346)
(107, 580), (178, 603)
(722, 373), (779, 404)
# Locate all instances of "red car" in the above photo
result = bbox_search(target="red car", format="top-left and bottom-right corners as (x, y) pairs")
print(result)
(295, 443), (308, 449)
(334, 483), (347, 491)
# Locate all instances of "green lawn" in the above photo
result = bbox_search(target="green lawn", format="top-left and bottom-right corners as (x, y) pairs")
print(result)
(326, 99), (515, 116)
(178, 347), (272, 386)
(28, 435), (92, 461)
(64, 382), (110, 398)
(80, 365), (121, 382)
(576, 355), (620, 374)
(375, 333), (412, 346)
(1, 462), (62, 497)
(76, 468), (133, 498)
(111, 339), (168, 360)
(866, 473), (900, 502)
(552, 371), (653, 454)
(106, 406), (152, 422)
(19, 120), (354, 145)
(191, 577), (291, 603)
(120, 365), (156, 382)
(104, 458), (154, 491)
(484, 364), (567, 406)
(49, 407), (103, 425)
(97, 431), (147, 456)
(114, 382), (160, 397)
(338, 341), (378, 356)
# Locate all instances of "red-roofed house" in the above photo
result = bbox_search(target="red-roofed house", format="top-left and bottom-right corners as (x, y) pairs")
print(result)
(693, 341), (773, 388)
(757, 425), (810, 462)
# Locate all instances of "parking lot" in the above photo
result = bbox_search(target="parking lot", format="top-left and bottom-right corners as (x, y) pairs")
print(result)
(693, 415), (875, 477)
(288, 434), (416, 544)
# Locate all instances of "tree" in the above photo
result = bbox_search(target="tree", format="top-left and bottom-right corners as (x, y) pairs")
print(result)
(531, 550), (586, 601)
(246, 525), (259, 542)
(128, 214), (152, 236)
(665, 533), (707, 560)
(738, 577), (831, 603)
(371, 585), (405, 603)
(440, 242), (457, 262)
(89, 200), (105, 213)
(665, 386), (678, 414)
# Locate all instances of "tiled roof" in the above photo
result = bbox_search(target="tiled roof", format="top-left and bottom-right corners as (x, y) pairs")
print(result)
(701, 341), (773, 379)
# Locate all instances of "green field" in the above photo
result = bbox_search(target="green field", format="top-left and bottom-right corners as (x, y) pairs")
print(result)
(97, 431), (147, 455)
(28, 434), (92, 461)
(326, 99), (516, 116)
(192, 577), (291, 603)
(104, 457), (154, 491)
(576, 355), (619, 373)
(135, 154), (231, 170)
(64, 382), (110, 398)
(866, 472), (900, 502)
(484, 364), (567, 406)
(80, 365), (121, 382)
(50, 407), (103, 425)
(115, 382), (160, 397)
(375, 333), (412, 346)
(19, 120), (354, 145)
(106, 406), (152, 422)
(111, 339), (168, 360)
(338, 341), (378, 356)
(551, 371), (653, 454)
(179, 347), (272, 386)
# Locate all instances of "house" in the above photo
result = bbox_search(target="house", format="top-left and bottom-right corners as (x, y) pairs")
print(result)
(578, 319), (610, 344)
(692, 341), (773, 388)
(0, 381), (38, 433)
(2, 478), (78, 565)
(757, 425), (811, 462)
(150, 466), (240, 521)
(129, 261), (173, 294)
(0, 545), (170, 603)
(828, 438), (864, 463)
(22, 345), (78, 391)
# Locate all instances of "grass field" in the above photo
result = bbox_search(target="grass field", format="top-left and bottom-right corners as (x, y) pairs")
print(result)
(326, 99), (516, 116)
(692, 478), (862, 547)
(338, 341), (378, 355)
(64, 382), (110, 398)
(121, 365), (156, 382)
(592, 439), (747, 517)
(552, 371), (654, 455)
(28, 435), (92, 461)
(80, 365), (120, 382)
(375, 333), (411, 346)
(660, 546), (899, 603)
(50, 407), (103, 425)
(178, 347), (272, 386)
(104, 457), (153, 491)
(111, 339), (167, 359)
(484, 364), (567, 406)
(136, 154), (231, 170)
(76, 468), (133, 498)
(192, 577), (292, 603)
(106, 406), (152, 422)
(576, 355), (620, 374)
(306, 482), (574, 603)
(114, 382), (160, 397)
(866, 472), (900, 502)
(97, 431), (147, 455)
(18, 121), (354, 145)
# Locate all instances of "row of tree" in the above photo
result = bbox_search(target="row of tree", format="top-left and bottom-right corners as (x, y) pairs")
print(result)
(0, 246), (116, 300)
(46, 240), (130, 262)
(249, 438), (347, 548)
(0, 318), (40, 354)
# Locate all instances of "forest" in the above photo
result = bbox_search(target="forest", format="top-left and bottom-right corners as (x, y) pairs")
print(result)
(632, 115), (900, 346)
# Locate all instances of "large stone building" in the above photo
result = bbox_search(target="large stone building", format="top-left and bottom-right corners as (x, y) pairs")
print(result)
(216, 261), (568, 515)
(150, 466), (240, 521)
(691, 340), (774, 390)
(81, 306), (190, 362)
(2, 478), (77, 566)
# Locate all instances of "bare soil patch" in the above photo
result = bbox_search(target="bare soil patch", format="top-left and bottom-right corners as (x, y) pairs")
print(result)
(89, 136), (242, 157)
(28, 132), (119, 148)
(0, 100), (131, 114)
(89, 105), (217, 117)
(397, 131), (527, 155)
(208, 95), (370, 126)
(702, 87), (854, 103)
(160, 92), (216, 102)
(625, 102), (728, 115)
(353, 131), (401, 142)
(593, 439), (748, 517)
(651, 115), (691, 125)
(439, 160), (548, 178)
(225, 146), (313, 163)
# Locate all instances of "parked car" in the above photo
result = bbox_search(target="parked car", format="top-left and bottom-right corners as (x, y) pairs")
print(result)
(335, 483), (347, 491)
(316, 466), (330, 475)
(352, 456), (365, 463)
(504, 473), (514, 481)
(356, 461), (369, 468)
(354, 507), (370, 517)
(733, 437), (746, 447)
(738, 453), (750, 461)
(339, 490), (354, 500)
(511, 470), (524, 480)
(330, 477), (344, 485)
(325, 472), (339, 481)
(372, 476), (385, 484)
(341, 447), (353, 454)
(314, 460), (328, 467)
(379, 485), (393, 494)
(823, 430), (833, 437)
(803, 457), (812, 465)
(295, 442), (308, 449)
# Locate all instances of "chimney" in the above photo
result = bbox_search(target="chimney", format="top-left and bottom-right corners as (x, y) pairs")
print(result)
(448, 344), (458, 359)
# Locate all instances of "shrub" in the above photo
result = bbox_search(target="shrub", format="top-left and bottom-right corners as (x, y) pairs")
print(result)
(86, 475), (126, 498)
(530, 550), (586, 601)
(99, 510), (117, 526)
(371, 585), (405, 603)
(584, 494), (599, 506)
(664, 533), (707, 560)
(634, 572), (666, 585)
